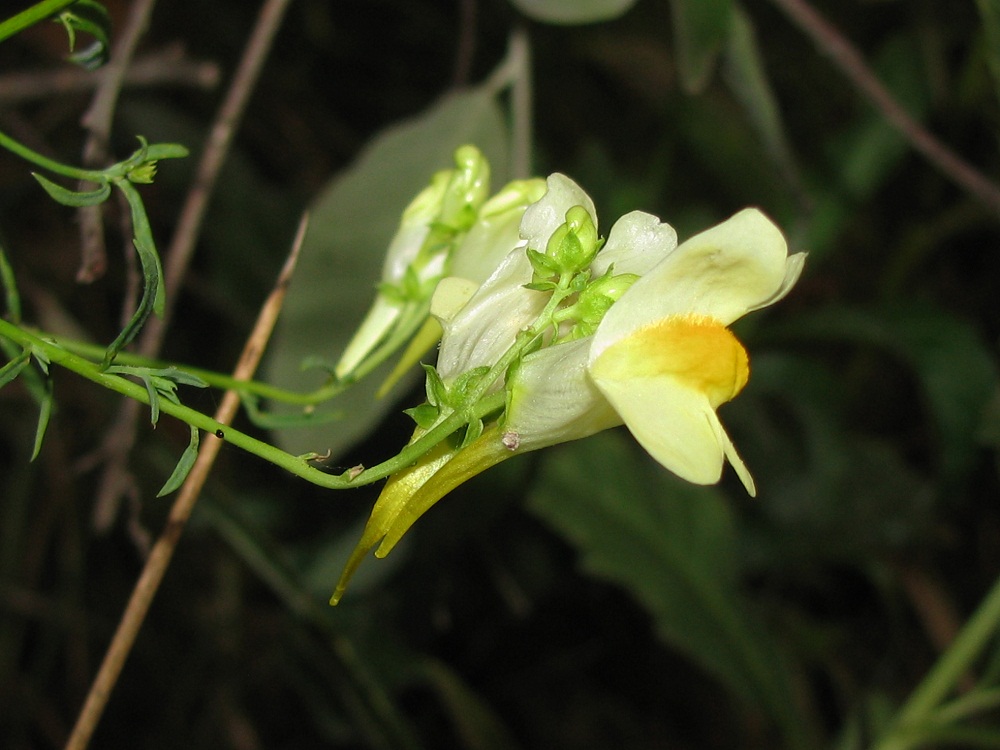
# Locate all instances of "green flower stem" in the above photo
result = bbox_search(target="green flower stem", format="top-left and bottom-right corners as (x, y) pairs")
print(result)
(51, 335), (349, 405)
(0, 127), (106, 182)
(874, 572), (1000, 750)
(0, 318), (502, 489)
(0, 0), (78, 44)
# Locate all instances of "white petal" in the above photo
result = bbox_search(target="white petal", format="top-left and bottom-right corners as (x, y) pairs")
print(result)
(591, 208), (791, 359)
(589, 363), (753, 492)
(519, 174), (597, 254)
(745, 251), (807, 314)
(436, 247), (546, 381)
(592, 210), (677, 278)
(450, 182), (544, 283)
(504, 338), (621, 451)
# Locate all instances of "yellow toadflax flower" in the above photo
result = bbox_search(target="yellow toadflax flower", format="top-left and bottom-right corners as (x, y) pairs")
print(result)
(330, 177), (804, 603)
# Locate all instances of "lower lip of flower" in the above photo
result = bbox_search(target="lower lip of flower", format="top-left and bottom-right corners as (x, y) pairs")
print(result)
(591, 313), (750, 407)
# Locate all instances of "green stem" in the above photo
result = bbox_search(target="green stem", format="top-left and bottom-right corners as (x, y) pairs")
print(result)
(0, 318), (502, 489)
(874, 573), (1000, 750)
(0, 127), (105, 182)
(0, 0), (78, 44)
(52, 334), (349, 405)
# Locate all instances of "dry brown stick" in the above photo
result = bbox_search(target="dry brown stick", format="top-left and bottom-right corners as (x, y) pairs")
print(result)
(76, 0), (160, 284)
(151, 0), (295, 326)
(768, 0), (1000, 216)
(64, 215), (307, 750)
(91, 0), (295, 531)
(0, 49), (219, 104)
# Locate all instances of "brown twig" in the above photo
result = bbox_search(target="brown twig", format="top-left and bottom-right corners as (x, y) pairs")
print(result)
(76, 0), (160, 284)
(91, 0), (295, 531)
(64, 215), (307, 750)
(768, 0), (1000, 216)
(0, 48), (219, 104)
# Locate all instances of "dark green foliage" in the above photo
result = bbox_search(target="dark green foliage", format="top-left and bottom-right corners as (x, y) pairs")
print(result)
(1, 1), (999, 749)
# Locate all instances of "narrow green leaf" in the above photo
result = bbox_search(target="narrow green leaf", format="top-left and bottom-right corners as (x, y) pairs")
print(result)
(143, 375), (161, 425)
(101, 181), (166, 367)
(669, 0), (735, 93)
(507, 0), (638, 24)
(0, 242), (22, 322)
(32, 172), (110, 207)
(157, 425), (200, 497)
(0, 348), (31, 389)
(721, 6), (802, 192)
(57, 0), (111, 71)
(30, 377), (54, 461)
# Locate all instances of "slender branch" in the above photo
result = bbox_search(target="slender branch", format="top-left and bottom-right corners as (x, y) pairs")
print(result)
(152, 0), (295, 327)
(91, 0), (295, 529)
(768, 0), (1000, 216)
(0, 49), (219, 104)
(76, 0), (160, 284)
(63, 215), (306, 750)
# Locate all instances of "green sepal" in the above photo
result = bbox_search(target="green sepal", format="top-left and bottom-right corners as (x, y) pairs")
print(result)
(405, 402), (440, 430)
(460, 417), (485, 448)
(523, 280), (558, 292)
(421, 363), (448, 407)
(157, 425), (200, 497)
(32, 173), (110, 207)
(450, 365), (491, 403)
(526, 247), (559, 279)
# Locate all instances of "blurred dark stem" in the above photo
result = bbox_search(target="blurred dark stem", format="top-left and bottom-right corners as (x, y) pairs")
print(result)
(0, 47), (218, 104)
(76, 0), (160, 285)
(90, 0), (295, 533)
(451, 0), (477, 87)
(768, 0), (1000, 217)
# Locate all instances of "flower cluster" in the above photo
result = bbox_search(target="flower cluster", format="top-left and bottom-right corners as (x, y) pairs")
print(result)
(330, 151), (805, 603)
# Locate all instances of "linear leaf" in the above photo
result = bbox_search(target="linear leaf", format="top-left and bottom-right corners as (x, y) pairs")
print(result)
(30, 377), (54, 461)
(0, 348), (30, 389)
(157, 425), (200, 497)
(32, 172), (110, 207)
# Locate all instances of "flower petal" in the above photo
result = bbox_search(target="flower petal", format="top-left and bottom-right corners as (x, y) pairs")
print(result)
(436, 247), (546, 380)
(592, 210), (678, 278)
(504, 338), (622, 452)
(591, 208), (792, 359)
(588, 358), (756, 495)
(450, 178), (546, 282)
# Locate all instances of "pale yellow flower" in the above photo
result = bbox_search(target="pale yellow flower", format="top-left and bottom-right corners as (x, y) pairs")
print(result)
(331, 194), (804, 603)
